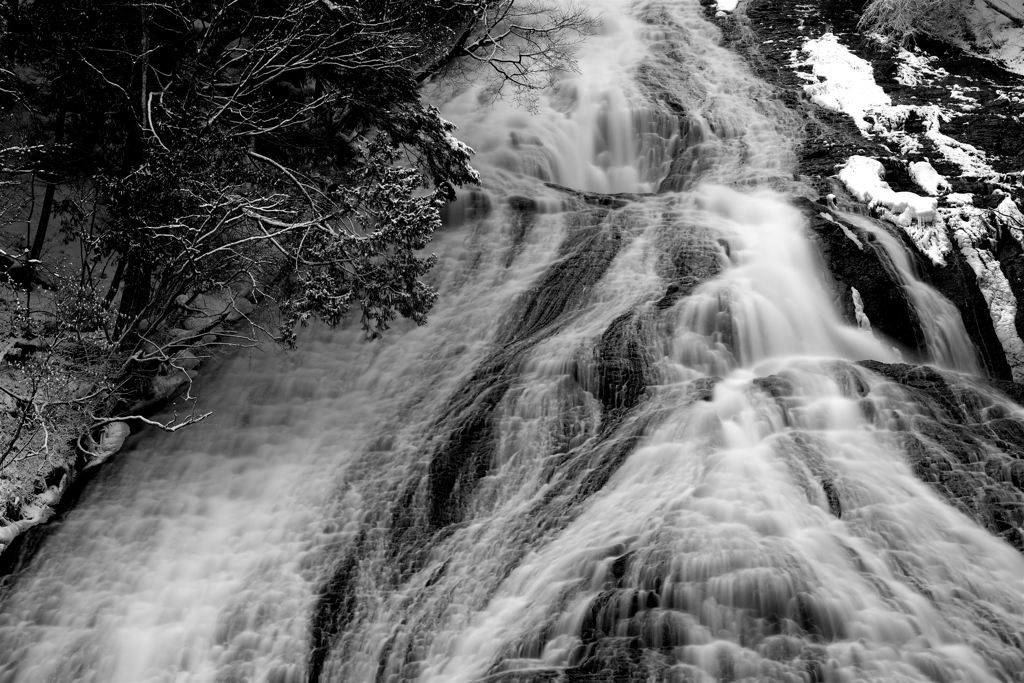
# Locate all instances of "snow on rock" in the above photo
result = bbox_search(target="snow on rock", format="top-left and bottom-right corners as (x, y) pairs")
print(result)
(896, 48), (949, 86)
(796, 33), (891, 132)
(0, 470), (75, 552)
(791, 24), (1024, 380)
(946, 193), (975, 206)
(909, 160), (951, 196)
(851, 287), (872, 331)
(837, 156), (951, 266)
(820, 211), (863, 249)
(866, 105), (994, 178)
(993, 195), (1024, 248)
(923, 118), (995, 178)
(81, 421), (131, 469)
(716, 0), (739, 11)
(950, 210), (1024, 381)
(949, 85), (982, 111)
(797, 34), (999, 180)
(970, 0), (1024, 75)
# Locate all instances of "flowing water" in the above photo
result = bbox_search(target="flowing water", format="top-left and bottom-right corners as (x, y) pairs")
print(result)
(2, 1), (1023, 682)
(836, 209), (982, 375)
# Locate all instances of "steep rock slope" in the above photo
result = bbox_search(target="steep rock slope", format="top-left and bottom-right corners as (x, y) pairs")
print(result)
(709, 0), (1024, 551)
(713, 0), (1024, 380)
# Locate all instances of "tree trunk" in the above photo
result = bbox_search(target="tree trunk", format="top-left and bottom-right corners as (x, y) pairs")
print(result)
(104, 257), (126, 304)
(27, 109), (65, 265)
(113, 5), (151, 339)
(115, 256), (151, 337)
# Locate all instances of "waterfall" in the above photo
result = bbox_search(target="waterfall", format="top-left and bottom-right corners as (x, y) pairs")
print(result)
(2, 1), (1022, 683)
(836, 209), (982, 374)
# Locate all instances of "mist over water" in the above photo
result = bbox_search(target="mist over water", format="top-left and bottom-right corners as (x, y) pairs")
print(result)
(1, 1), (1022, 682)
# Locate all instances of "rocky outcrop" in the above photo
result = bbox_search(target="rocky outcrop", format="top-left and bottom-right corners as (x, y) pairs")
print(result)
(857, 360), (1024, 550)
(715, 0), (1024, 382)
(799, 198), (928, 356)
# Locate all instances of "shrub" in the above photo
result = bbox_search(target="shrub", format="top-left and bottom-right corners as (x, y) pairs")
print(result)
(859, 0), (974, 45)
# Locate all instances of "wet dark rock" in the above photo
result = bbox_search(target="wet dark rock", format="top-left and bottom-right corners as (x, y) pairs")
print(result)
(653, 221), (722, 310)
(725, 0), (1023, 381)
(770, 431), (845, 517)
(501, 210), (627, 345)
(595, 311), (650, 417)
(754, 375), (796, 398)
(388, 208), (643, 574)
(308, 533), (364, 683)
(909, 234), (1014, 380)
(504, 196), (538, 267)
(544, 183), (654, 210)
(857, 360), (1024, 551)
(821, 479), (843, 518)
(798, 198), (926, 356)
(689, 376), (721, 402)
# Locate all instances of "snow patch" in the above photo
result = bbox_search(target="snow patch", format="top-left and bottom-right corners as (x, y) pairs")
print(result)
(945, 193), (975, 206)
(896, 48), (949, 86)
(909, 160), (951, 196)
(993, 195), (1024, 248)
(793, 31), (1024, 378)
(867, 105), (994, 178)
(795, 33), (891, 132)
(716, 0), (739, 11)
(970, 0), (1024, 75)
(923, 118), (994, 178)
(837, 156), (950, 266)
(950, 209), (1024, 381)
(797, 34), (999, 180)
(948, 85), (982, 110)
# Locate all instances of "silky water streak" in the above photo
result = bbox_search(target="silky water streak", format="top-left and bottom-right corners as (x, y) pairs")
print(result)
(1, 1), (1021, 682)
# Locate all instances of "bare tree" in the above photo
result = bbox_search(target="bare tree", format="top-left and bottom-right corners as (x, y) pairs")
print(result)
(859, 0), (974, 45)
(415, 0), (598, 110)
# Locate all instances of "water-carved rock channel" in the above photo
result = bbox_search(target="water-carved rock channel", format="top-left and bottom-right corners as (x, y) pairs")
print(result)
(1, 1), (1022, 682)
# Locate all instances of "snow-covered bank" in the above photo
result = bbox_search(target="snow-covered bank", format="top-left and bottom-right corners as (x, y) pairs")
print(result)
(791, 26), (1024, 380)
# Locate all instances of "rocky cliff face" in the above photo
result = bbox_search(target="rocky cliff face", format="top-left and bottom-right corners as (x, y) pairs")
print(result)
(709, 0), (1024, 548)
(713, 0), (1024, 380)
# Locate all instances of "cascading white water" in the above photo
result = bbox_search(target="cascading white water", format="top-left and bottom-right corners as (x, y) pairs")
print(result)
(2, 1), (1022, 683)
(837, 209), (982, 374)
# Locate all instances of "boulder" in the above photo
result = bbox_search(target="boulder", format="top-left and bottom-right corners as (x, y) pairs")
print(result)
(170, 350), (201, 371)
(151, 369), (198, 401)
(96, 422), (130, 457)
(225, 296), (255, 323)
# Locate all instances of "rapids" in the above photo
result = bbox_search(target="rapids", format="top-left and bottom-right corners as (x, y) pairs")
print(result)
(1, 1), (1022, 682)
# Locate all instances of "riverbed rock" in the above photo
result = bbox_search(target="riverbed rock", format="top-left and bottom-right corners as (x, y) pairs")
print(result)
(857, 360), (1024, 550)
(151, 369), (199, 402)
(89, 421), (130, 460)
(224, 296), (255, 323)
(800, 199), (926, 356)
(170, 350), (201, 372)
